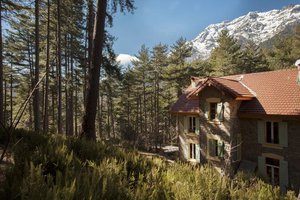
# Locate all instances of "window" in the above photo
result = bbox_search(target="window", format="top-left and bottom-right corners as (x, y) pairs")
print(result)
(209, 103), (217, 121)
(204, 99), (224, 122)
(189, 117), (196, 133)
(189, 143), (196, 159)
(266, 157), (280, 186)
(258, 121), (288, 147)
(258, 156), (288, 190)
(266, 121), (279, 144)
(208, 138), (224, 159)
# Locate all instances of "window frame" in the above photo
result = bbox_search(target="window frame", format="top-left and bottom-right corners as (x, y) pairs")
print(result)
(209, 102), (218, 121)
(205, 98), (224, 124)
(189, 116), (196, 133)
(265, 121), (279, 145)
(207, 136), (225, 161)
(265, 157), (280, 186)
(189, 143), (196, 159)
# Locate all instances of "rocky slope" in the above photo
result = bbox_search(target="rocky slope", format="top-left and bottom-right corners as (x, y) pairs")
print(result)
(190, 5), (300, 60)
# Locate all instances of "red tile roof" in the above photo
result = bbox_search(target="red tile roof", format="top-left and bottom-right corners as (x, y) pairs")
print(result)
(189, 77), (255, 99)
(171, 69), (300, 116)
(237, 69), (300, 116)
(170, 91), (200, 114)
(170, 78), (203, 114)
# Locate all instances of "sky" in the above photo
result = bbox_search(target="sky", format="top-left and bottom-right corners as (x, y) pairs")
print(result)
(109, 0), (300, 56)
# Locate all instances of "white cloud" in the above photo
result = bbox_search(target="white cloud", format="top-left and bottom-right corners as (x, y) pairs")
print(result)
(116, 54), (138, 66)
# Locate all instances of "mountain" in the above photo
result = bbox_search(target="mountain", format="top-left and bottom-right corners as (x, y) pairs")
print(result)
(190, 5), (300, 60)
(116, 54), (138, 66)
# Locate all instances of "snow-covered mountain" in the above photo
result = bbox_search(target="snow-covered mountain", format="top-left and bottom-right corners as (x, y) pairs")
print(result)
(116, 54), (138, 66)
(190, 5), (300, 60)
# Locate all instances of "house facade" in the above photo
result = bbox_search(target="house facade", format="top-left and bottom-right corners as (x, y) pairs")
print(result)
(171, 69), (300, 192)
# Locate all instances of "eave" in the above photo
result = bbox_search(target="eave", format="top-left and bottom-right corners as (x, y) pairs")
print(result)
(235, 96), (254, 100)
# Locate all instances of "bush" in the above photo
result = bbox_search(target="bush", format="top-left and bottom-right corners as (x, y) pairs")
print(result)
(0, 130), (297, 200)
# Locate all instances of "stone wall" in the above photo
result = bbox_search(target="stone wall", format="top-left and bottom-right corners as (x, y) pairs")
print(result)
(198, 86), (241, 172)
(240, 117), (300, 191)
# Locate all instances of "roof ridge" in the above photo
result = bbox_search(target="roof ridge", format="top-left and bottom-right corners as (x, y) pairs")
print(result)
(213, 77), (239, 82)
(222, 68), (297, 78)
(239, 81), (257, 97)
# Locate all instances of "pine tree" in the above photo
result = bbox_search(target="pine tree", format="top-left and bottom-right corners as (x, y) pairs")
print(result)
(81, 0), (134, 141)
(131, 45), (151, 145)
(210, 30), (242, 75)
(240, 42), (269, 73)
(151, 43), (168, 148)
(190, 59), (213, 77)
(266, 37), (295, 70)
(292, 25), (300, 60)
(164, 37), (192, 97)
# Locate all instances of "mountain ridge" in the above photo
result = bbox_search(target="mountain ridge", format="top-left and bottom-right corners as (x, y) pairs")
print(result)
(190, 4), (300, 60)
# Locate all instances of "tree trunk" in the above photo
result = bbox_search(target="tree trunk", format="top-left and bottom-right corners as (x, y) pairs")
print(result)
(28, 41), (34, 130)
(10, 64), (13, 127)
(51, 64), (56, 132)
(4, 80), (6, 127)
(83, 0), (94, 104)
(87, 0), (94, 72)
(33, 0), (40, 133)
(57, 0), (62, 134)
(83, 20), (88, 103)
(68, 35), (74, 136)
(65, 34), (69, 135)
(75, 78), (78, 136)
(43, 0), (50, 134)
(81, 0), (107, 140)
(98, 89), (103, 138)
(110, 92), (114, 138)
(0, 1), (3, 126)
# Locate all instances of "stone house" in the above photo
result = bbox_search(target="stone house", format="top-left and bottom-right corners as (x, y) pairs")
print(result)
(171, 69), (300, 192)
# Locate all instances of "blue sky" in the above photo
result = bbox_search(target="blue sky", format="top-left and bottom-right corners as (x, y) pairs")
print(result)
(108, 0), (300, 56)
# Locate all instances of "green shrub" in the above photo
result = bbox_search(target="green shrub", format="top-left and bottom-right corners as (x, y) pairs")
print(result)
(0, 129), (297, 200)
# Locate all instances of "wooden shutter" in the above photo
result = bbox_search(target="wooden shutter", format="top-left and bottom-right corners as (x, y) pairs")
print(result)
(279, 160), (288, 193)
(196, 144), (200, 163)
(258, 156), (266, 180)
(183, 117), (189, 134)
(257, 120), (265, 144)
(217, 141), (224, 158)
(208, 139), (216, 157)
(204, 102), (209, 120)
(217, 102), (224, 121)
(195, 117), (200, 135)
(184, 143), (189, 160)
(279, 122), (288, 147)
(179, 117), (184, 133)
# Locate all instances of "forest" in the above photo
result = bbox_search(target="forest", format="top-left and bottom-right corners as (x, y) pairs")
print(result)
(0, 0), (300, 199)
(0, 0), (299, 147)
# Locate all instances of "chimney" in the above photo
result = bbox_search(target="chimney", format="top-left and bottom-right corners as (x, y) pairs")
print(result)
(191, 76), (197, 88)
(295, 59), (300, 85)
(237, 75), (244, 81)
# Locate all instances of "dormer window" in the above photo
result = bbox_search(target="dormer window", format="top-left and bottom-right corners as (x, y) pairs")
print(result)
(209, 103), (217, 121)
(204, 98), (224, 122)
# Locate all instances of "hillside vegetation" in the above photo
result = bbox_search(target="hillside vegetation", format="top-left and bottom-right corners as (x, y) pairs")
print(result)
(0, 130), (297, 200)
